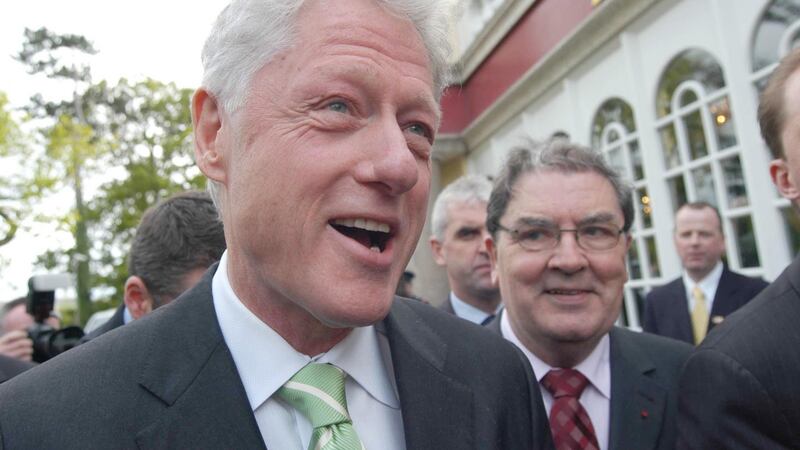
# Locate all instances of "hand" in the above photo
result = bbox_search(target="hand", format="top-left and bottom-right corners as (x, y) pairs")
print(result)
(0, 330), (34, 361)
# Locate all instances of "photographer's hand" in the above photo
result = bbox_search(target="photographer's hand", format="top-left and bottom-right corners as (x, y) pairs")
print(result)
(0, 330), (34, 361)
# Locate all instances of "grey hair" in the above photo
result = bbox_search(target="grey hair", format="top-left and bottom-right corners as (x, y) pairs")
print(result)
(486, 138), (634, 239)
(201, 0), (453, 214)
(201, 0), (452, 113)
(431, 174), (493, 241)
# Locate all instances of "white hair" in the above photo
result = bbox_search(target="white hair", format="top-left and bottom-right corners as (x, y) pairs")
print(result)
(430, 175), (493, 241)
(200, 0), (453, 213)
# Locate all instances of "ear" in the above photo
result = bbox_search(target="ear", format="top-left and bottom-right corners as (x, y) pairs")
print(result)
(429, 236), (446, 266)
(770, 158), (800, 201)
(192, 88), (227, 184)
(123, 276), (154, 321)
(486, 236), (500, 287)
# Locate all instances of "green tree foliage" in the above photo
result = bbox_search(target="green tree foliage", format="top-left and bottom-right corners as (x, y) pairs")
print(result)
(0, 92), (38, 248)
(17, 27), (98, 324)
(0, 93), (21, 247)
(15, 28), (203, 324)
(86, 78), (204, 302)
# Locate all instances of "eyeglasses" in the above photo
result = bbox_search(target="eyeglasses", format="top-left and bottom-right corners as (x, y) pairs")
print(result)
(496, 222), (624, 252)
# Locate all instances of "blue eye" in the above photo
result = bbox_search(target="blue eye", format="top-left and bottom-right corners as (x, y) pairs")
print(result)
(326, 101), (349, 113)
(406, 123), (431, 138)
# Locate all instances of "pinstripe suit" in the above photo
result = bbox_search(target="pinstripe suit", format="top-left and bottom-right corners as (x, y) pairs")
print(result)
(678, 255), (800, 449)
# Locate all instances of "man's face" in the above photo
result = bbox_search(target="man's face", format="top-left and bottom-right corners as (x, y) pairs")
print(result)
(771, 69), (800, 202)
(673, 206), (725, 279)
(488, 170), (630, 354)
(431, 201), (497, 300)
(199, 0), (438, 328)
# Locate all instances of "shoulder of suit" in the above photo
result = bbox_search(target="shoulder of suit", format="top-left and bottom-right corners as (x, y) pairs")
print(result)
(393, 297), (523, 359)
(723, 267), (769, 288)
(613, 327), (693, 361)
(645, 277), (683, 300)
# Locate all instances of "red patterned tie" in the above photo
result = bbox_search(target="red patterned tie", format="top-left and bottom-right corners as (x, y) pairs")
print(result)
(541, 369), (600, 450)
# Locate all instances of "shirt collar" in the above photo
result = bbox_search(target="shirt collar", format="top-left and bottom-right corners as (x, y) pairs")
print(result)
(500, 310), (611, 399)
(682, 260), (723, 305)
(212, 251), (399, 411)
(449, 292), (501, 325)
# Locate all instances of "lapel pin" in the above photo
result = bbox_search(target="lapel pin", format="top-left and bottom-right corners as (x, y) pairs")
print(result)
(711, 315), (725, 325)
(641, 409), (649, 419)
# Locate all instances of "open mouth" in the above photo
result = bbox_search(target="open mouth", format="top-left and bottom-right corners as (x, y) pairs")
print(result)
(331, 218), (392, 253)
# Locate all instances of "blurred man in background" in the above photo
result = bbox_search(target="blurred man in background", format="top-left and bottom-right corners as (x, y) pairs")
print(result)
(430, 174), (501, 325)
(0, 297), (60, 361)
(82, 191), (225, 342)
(644, 202), (767, 345)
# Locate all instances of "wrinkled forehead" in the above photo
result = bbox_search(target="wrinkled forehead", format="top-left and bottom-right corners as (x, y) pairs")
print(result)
(506, 169), (622, 219)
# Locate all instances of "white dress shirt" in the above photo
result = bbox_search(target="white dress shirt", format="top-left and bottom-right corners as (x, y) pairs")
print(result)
(449, 292), (501, 325)
(212, 251), (405, 450)
(501, 312), (611, 450)
(682, 260), (723, 313)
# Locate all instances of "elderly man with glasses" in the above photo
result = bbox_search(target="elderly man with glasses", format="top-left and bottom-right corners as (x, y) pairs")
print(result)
(484, 139), (692, 450)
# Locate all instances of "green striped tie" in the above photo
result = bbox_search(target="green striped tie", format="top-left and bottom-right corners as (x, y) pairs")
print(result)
(277, 363), (365, 450)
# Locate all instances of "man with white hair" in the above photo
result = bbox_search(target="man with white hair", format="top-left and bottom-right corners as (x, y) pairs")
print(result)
(0, 1), (552, 448)
(430, 175), (501, 325)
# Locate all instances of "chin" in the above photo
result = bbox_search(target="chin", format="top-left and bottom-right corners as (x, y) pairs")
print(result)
(315, 294), (395, 329)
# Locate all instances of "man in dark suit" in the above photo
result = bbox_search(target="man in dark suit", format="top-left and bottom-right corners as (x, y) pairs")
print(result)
(643, 202), (767, 345)
(486, 139), (691, 450)
(82, 191), (225, 342)
(677, 46), (800, 449)
(429, 175), (501, 325)
(0, 1), (552, 449)
(0, 355), (33, 384)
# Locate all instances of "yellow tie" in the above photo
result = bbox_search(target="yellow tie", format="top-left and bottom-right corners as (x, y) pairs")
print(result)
(691, 286), (709, 345)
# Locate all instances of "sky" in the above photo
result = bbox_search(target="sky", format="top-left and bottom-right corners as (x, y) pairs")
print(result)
(0, 0), (229, 301)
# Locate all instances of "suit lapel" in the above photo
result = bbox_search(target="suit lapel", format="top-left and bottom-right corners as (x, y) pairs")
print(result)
(381, 299), (475, 449)
(608, 328), (667, 450)
(133, 267), (266, 450)
(670, 280), (695, 343)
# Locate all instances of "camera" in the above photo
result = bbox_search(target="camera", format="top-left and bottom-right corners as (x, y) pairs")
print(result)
(26, 274), (85, 363)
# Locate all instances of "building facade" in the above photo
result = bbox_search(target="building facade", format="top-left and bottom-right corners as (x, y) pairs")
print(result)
(411, 0), (800, 328)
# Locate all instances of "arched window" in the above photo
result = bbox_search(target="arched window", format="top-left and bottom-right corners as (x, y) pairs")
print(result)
(656, 48), (760, 270)
(592, 98), (657, 329)
(752, 0), (800, 82)
(752, 0), (800, 256)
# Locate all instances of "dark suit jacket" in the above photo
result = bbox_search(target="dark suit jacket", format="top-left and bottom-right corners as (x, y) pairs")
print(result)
(0, 267), (553, 449)
(643, 266), (768, 344)
(80, 304), (126, 344)
(438, 295), (455, 314)
(677, 255), (800, 449)
(0, 355), (34, 384)
(488, 312), (691, 450)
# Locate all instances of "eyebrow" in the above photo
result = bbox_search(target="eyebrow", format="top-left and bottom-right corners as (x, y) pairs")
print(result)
(512, 212), (621, 229)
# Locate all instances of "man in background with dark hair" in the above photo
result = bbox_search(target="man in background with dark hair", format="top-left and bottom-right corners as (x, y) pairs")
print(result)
(83, 190), (225, 342)
(678, 46), (800, 448)
(643, 202), (767, 345)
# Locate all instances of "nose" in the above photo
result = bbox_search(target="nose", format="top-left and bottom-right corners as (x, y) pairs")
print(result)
(546, 231), (588, 274)
(353, 116), (420, 196)
(479, 229), (492, 255)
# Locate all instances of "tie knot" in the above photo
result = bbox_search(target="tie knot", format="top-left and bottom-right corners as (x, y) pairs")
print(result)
(542, 368), (590, 398)
(277, 363), (352, 429)
(692, 285), (705, 302)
